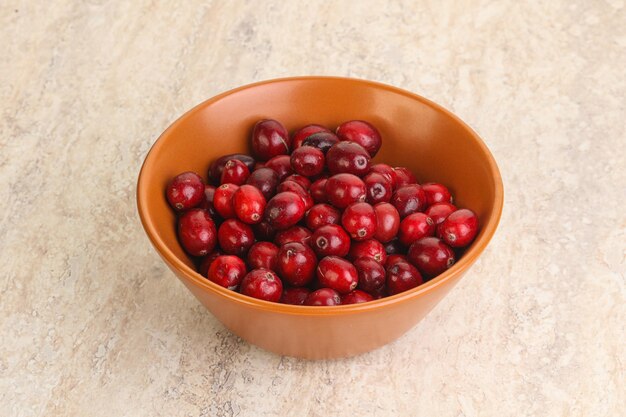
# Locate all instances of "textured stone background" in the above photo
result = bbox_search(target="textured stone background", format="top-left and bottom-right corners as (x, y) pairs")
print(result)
(1, 1), (624, 416)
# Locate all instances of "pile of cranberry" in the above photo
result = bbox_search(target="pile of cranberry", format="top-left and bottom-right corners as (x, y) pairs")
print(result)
(166, 119), (479, 306)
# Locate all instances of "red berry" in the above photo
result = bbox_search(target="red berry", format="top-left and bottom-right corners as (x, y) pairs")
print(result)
(166, 172), (204, 211)
(373, 202), (401, 243)
(336, 120), (382, 157)
(290, 146), (325, 177)
(284, 174), (311, 190)
(217, 219), (255, 257)
(220, 159), (250, 185)
(276, 181), (313, 211)
(305, 203), (341, 230)
(301, 132), (340, 153)
(349, 239), (386, 264)
(370, 163), (397, 189)
(393, 167), (417, 188)
(198, 250), (222, 277)
(177, 209), (217, 256)
(240, 269), (283, 302)
(408, 237), (455, 277)
(276, 242), (317, 286)
(310, 178), (328, 203)
(386, 261), (423, 295)
(311, 224), (351, 258)
(325, 173), (366, 208)
(304, 288), (341, 306)
(208, 154), (255, 185)
(247, 241), (279, 270)
(207, 255), (247, 290)
(254, 162), (266, 170)
(437, 209), (479, 248)
(354, 257), (386, 294)
(363, 172), (393, 204)
(198, 184), (220, 220)
(291, 124), (331, 149)
(213, 183), (239, 219)
(425, 202), (457, 225)
(341, 202), (376, 241)
(385, 254), (408, 268)
(253, 220), (276, 241)
(398, 213), (436, 246)
(280, 287), (311, 305)
(264, 155), (293, 181)
(233, 184), (266, 224)
(264, 192), (306, 230)
(326, 141), (371, 177)
(341, 289), (375, 304)
(422, 182), (453, 206)
(316, 256), (358, 294)
(391, 184), (428, 218)
(246, 167), (279, 200)
(252, 119), (290, 161)
(274, 226), (312, 247)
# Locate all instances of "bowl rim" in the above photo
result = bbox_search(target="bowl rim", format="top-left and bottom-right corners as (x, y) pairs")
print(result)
(137, 76), (504, 316)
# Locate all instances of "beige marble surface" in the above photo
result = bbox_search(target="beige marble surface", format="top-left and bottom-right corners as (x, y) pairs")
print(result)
(1, 1), (625, 416)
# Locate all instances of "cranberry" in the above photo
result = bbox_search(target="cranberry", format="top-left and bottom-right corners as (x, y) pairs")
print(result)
(316, 256), (358, 294)
(280, 287), (311, 305)
(208, 154), (255, 185)
(391, 184), (428, 218)
(284, 174), (311, 190)
(275, 181), (313, 211)
(354, 257), (386, 294)
(384, 239), (405, 255)
(246, 167), (279, 200)
(199, 184), (220, 220)
(240, 269), (283, 302)
(363, 172), (393, 204)
(341, 202), (376, 241)
(252, 119), (290, 161)
(276, 242), (317, 286)
(264, 191), (306, 230)
(213, 183), (239, 219)
(311, 224), (351, 258)
(305, 203), (341, 230)
(425, 202), (457, 225)
(370, 163), (397, 189)
(217, 219), (255, 257)
(166, 172), (204, 211)
(398, 213), (435, 246)
(325, 173), (366, 208)
(207, 255), (247, 290)
(198, 250), (222, 277)
(220, 159), (250, 185)
(253, 220), (276, 241)
(422, 182), (453, 206)
(336, 120), (382, 157)
(177, 209), (217, 256)
(254, 162), (266, 170)
(349, 239), (386, 264)
(386, 261), (423, 295)
(385, 254), (408, 268)
(301, 132), (340, 153)
(274, 226), (312, 247)
(408, 237), (455, 277)
(290, 146), (325, 177)
(393, 167), (417, 188)
(326, 141), (371, 177)
(341, 290), (374, 304)
(304, 288), (341, 306)
(373, 202), (401, 242)
(264, 155), (293, 181)
(233, 184), (266, 224)
(437, 208), (479, 248)
(291, 124), (331, 149)
(247, 241), (279, 270)
(310, 178), (328, 203)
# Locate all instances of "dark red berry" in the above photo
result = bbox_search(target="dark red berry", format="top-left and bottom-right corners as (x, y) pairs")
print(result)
(254, 162), (265, 170)
(276, 242), (317, 286)
(422, 182), (453, 206)
(253, 220), (276, 241)
(326, 141), (371, 177)
(264, 155), (293, 181)
(398, 213), (436, 246)
(383, 239), (405, 256)
(385, 254), (408, 268)
(198, 250), (222, 277)
(311, 224), (351, 258)
(325, 173), (366, 208)
(370, 163), (397, 189)
(213, 183), (239, 219)
(291, 124), (331, 149)
(341, 290), (374, 304)
(264, 191), (306, 230)
(207, 255), (247, 290)
(246, 167), (279, 200)
(363, 172), (393, 204)
(354, 257), (386, 294)
(247, 241), (279, 270)
(391, 184), (428, 218)
(305, 203), (341, 230)
(274, 226), (312, 247)
(336, 120), (382, 157)
(284, 174), (311, 190)
(280, 287), (311, 305)
(304, 288), (341, 306)
(425, 202), (457, 225)
(310, 178), (328, 203)
(166, 172), (204, 211)
(341, 202), (377, 241)
(374, 202), (401, 242)
(349, 239), (386, 264)
(316, 256), (358, 294)
(393, 167), (417, 188)
(220, 159), (250, 185)
(240, 269), (283, 302)
(386, 261), (423, 295)
(290, 146), (325, 177)
(276, 181), (313, 211)
(208, 154), (255, 185)
(437, 209), (479, 248)
(217, 219), (255, 257)
(233, 184), (266, 224)
(177, 209), (217, 256)
(252, 119), (290, 161)
(198, 184), (220, 220)
(408, 237), (455, 277)
(301, 132), (340, 153)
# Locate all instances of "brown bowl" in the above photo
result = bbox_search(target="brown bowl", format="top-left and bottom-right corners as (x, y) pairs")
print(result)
(137, 76), (503, 359)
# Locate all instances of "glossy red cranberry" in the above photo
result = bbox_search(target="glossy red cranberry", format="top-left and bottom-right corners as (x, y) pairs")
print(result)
(341, 202), (376, 241)
(317, 256), (358, 294)
(363, 172), (393, 204)
(220, 159), (250, 185)
(274, 226), (312, 247)
(233, 184), (266, 224)
(305, 203), (341, 230)
(213, 183), (240, 219)
(311, 224), (351, 258)
(398, 213), (436, 246)
(207, 255), (247, 290)
(336, 120), (382, 157)
(264, 191), (306, 230)
(310, 178), (328, 203)
(326, 141), (371, 177)
(291, 124), (331, 149)
(372, 202), (400, 243)
(252, 119), (290, 161)
(246, 167), (279, 200)
(437, 208), (479, 248)
(349, 239), (386, 264)
(408, 237), (455, 277)
(393, 167), (417, 188)
(354, 257), (386, 294)
(253, 220), (276, 241)
(198, 250), (222, 277)
(166, 172), (204, 211)
(247, 241), (279, 270)
(284, 174), (311, 190)
(325, 173), (366, 208)
(240, 269), (283, 302)
(177, 209), (217, 256)
(275, 181), (313, 211)
(217, 219), (255, 257)
(304, 288), (341, 306)
(198, 185), (220, 220)
(425, 202), (457, 225)
(290, 146), (325, 177)
(422, 182), (453, 206)
(341, 289), (374, 304)
(208, 154), (255, 185)
(370, 163), (397, 189)
(301, 132), (340, 153)
(280, 287), (311, 305)
(264, 155), (293, 181)
(386, 261), (423, 295)
(385, 254), (408, 268)
(391, 184), (428, 218)
(276, 242), (317, 286)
